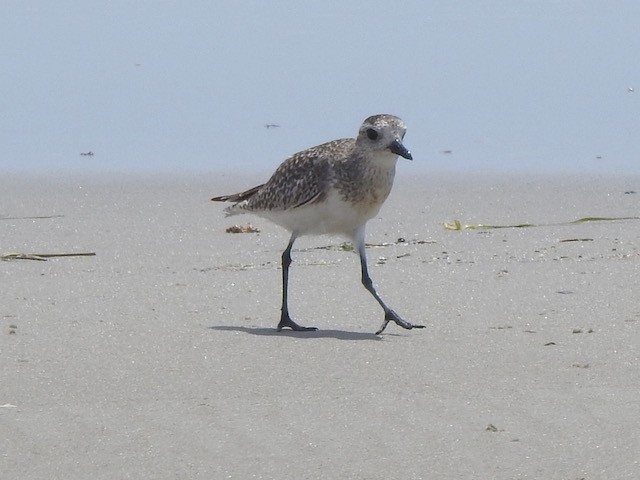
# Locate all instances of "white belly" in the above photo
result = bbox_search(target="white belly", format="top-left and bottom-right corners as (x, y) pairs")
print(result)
(259, 190), (383, 236)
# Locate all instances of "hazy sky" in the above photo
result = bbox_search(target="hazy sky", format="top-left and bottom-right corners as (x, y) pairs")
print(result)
(2, 1), (639, 175)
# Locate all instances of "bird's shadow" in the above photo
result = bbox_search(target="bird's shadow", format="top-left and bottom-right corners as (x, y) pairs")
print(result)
(208, 325), (388, 341)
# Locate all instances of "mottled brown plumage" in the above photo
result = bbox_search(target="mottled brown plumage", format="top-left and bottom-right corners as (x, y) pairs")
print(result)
(211, 114), (425, 334)
(215, 138), (354, 212)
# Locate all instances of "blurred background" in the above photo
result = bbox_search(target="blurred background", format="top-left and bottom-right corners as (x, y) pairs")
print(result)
(2, 0), (639, 175)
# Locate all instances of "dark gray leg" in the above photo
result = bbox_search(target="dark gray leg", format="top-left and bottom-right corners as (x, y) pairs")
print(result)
(355, 228), (425, 335)
(276, 233), (317, 332)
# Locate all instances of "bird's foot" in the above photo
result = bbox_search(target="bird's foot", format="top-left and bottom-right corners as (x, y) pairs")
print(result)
(277, 315), (318, 332)
(376, 309), (425, 335)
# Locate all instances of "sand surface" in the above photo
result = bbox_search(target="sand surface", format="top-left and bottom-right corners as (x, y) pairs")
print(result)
(1, 171), (639, 479)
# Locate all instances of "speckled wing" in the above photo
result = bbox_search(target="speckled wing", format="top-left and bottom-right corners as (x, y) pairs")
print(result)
(224, 138), (356, 214)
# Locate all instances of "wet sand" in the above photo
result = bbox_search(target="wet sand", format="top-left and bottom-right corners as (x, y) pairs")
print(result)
(2, 172), (639, 479)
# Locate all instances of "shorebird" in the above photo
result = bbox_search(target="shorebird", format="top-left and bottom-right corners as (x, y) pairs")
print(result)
(211, 114), (424, 335)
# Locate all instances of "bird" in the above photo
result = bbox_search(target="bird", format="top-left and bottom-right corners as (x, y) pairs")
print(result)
(211, 114), (424, 335)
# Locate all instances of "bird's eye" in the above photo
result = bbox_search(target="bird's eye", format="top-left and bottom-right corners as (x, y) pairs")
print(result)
(366, 128), (378, 140)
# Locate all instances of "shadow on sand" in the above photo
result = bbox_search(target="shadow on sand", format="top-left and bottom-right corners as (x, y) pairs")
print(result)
(208, 325), (386, 341)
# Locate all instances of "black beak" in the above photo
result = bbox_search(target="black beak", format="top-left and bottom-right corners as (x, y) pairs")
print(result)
(389, 139), (413, 160)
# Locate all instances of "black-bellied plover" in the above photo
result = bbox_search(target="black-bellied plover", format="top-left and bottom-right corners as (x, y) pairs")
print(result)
(211, 114), (424, 335)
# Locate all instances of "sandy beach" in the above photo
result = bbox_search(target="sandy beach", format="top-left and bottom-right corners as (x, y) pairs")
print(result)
(1, 171), (639, 479)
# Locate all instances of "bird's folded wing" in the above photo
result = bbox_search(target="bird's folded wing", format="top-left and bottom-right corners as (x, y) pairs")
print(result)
(255, 154), (330, 211)
(212, 138), (354, 212)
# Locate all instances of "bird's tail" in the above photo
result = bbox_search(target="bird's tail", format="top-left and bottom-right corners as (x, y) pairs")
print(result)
(211, 183), (264, 203)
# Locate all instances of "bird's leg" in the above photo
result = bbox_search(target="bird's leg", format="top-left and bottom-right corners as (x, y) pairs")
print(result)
(355, 229), (425, 335)
(277, 234), (317, 332)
